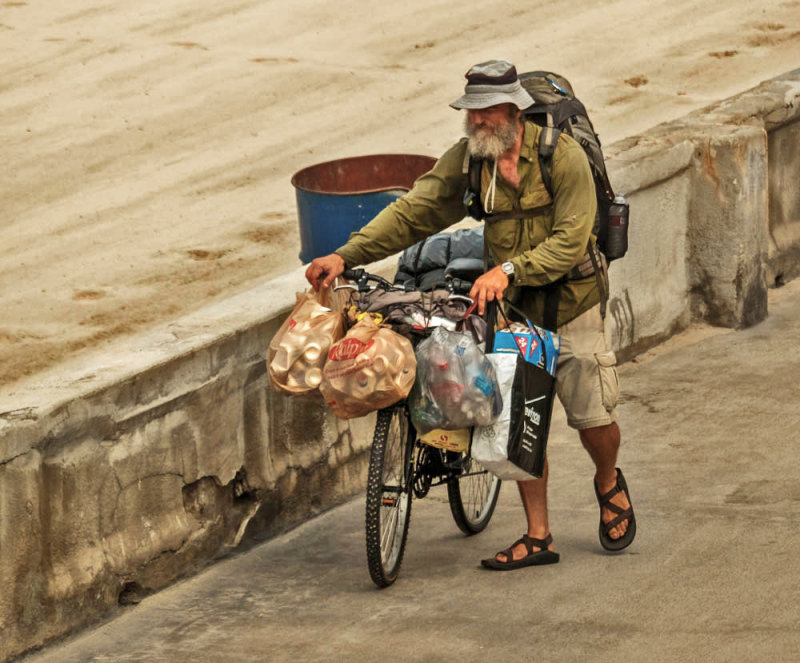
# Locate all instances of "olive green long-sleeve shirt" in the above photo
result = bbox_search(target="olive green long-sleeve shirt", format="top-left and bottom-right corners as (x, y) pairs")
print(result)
(335, 122), (602, 328)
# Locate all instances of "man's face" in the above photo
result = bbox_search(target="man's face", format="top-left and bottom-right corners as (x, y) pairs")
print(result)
(464, 103), (521, 159)
(466, 104), (518, 131)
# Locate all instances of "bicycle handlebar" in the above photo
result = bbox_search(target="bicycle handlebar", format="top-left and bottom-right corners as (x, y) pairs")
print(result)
(341, 268), (361, 281)
(342, 268), (394, 291)
(341, 267), (475, 302)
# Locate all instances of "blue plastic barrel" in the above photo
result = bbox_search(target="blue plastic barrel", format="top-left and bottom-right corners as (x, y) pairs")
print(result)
(291, 153), (436, 263)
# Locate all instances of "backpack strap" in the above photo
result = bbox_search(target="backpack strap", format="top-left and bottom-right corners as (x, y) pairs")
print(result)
(464, 155), (487, 220)
(538, 127), (610, 321)
(483, 205), (553, 222)
(541, 277), (564, 332)
(527, 126), (563, 331)
(537, 126), (561, 198)
(587, 239), (609, 319)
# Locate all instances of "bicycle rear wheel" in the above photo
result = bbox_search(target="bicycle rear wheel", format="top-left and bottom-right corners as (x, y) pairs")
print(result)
(447, 454), (501, 534)
(365, 404), (415, 587)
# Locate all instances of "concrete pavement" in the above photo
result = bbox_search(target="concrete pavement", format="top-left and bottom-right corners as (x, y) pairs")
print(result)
(21, 280), (800, 663)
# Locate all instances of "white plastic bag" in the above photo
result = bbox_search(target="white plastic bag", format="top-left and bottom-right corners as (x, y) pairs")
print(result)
(471, 353), (538, 481)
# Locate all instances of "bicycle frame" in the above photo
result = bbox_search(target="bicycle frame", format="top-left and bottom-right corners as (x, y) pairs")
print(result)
(341, 268), (502, 587)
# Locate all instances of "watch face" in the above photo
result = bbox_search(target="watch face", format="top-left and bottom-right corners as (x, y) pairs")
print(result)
(502, 262), (514, 274)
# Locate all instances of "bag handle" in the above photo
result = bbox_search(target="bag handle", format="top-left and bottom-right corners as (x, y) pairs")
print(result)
(320, 277), (350, 312)
(457, 312), (487, 346)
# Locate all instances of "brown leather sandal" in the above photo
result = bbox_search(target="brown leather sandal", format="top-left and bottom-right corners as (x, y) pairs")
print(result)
(594, 467), (637, 551)
(480, 533), (560, 570)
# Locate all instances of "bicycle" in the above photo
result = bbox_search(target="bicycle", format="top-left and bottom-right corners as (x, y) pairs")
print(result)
(338, 268), (502, 588)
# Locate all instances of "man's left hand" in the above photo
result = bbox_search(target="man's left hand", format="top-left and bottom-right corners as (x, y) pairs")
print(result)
(469, 266), (509, 315)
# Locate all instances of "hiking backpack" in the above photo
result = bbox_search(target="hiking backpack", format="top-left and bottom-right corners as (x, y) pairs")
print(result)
(465, 70), (629, 262)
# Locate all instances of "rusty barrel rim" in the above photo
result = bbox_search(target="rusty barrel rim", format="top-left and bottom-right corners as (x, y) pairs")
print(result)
(291, 153), (437, 196)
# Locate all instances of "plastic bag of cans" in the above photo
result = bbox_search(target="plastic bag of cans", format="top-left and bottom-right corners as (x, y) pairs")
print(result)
(409, 327), (502, 435)
(268, 288), (345, 396)
(320, 315), (417, 419)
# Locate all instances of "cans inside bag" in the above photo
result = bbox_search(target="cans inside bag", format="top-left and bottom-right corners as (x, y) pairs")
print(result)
(268, 289), (344, 395)
(409, 327), (502, 435)
(320, 316), (417, 419)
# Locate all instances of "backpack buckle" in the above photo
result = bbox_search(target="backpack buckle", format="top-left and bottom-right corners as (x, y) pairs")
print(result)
(463, 189), (484, 220)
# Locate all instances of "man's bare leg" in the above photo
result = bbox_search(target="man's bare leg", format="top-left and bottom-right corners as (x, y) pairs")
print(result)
(493, 459), (555, 562)
(579, 422), (630, 540)
(491, 422), (629, 562)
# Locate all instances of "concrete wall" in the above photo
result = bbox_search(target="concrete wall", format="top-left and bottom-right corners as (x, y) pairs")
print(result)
(0, 274), (377, 662)
(768, 117), (800, 285)
(605, 67), (800, 355)
(1, 68), (799, 661)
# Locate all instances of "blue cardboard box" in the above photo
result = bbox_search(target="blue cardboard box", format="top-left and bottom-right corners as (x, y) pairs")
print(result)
(492, 326), (560, 376)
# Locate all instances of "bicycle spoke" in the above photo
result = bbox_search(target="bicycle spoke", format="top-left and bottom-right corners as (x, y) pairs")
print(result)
(380, 505), (397, 559)
(447, 453), (501, 535)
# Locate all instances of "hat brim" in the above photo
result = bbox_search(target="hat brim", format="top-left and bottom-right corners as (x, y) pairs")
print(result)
(450, 88), (534, 110)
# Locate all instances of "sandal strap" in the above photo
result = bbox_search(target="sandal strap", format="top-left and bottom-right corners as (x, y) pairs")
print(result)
(522, 533), (552, 551)
(597, 469), (635, 534)
(603, 500), (627, 516)
(597, 483), (621, 505)
(496, 533), (553, 561)
(496, 536), (528, 562)
(602, 509), (633, 534)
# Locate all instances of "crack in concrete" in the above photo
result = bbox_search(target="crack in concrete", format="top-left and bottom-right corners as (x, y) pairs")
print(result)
(0, 449), (32, 468)
(0, 407), (38, 422)
(619, 392), (660, 414)
(106, 470), (185, 530)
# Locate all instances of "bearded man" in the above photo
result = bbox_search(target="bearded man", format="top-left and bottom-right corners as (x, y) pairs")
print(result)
(306, 59), (636, 570)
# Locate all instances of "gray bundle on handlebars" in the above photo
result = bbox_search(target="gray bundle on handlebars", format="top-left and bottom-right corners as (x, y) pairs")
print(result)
(394, 226), (486, 291)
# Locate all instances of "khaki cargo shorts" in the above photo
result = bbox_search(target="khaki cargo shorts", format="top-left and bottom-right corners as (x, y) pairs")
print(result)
(555, 305), (619, 430)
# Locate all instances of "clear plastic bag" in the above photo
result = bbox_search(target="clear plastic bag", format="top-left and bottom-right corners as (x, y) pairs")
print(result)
(409, 327), (501, 435)
(320, 316), (417, 419)
(267, 287), (345, 396)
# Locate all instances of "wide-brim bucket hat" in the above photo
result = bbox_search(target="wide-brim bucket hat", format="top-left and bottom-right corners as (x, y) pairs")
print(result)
(450, 59), (534, 110)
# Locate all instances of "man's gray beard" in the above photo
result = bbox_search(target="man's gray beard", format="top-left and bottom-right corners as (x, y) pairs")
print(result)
(464, 116), (519, 159)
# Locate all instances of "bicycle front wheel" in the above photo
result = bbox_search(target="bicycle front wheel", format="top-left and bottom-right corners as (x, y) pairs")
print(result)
(447, 454), (501, 534)
(365, 404), (415, 588)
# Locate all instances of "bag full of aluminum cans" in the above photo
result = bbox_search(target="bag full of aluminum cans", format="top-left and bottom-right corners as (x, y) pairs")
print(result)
(320, 315), (416, 419)
(409, 326), (502, 435)
(268, 287), (345, 396)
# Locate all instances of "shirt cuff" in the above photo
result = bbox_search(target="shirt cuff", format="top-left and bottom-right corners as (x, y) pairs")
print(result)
(508, 257), (525, 283)
(333, 246), (359, 269)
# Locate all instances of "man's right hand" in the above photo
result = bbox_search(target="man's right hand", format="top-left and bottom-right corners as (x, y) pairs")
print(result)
(305, 252), (346, 291)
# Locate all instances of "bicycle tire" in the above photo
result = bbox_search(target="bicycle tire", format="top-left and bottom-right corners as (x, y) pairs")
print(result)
(447, 454), (502, 535)
(365, 404), (415, 588)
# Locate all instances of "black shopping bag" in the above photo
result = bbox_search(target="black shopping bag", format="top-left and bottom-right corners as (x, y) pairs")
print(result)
(506, 354), (556, 478)
(473, 301), (559, 479)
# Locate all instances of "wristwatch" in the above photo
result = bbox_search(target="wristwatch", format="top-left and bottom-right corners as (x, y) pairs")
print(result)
(501, 261), (515, 282)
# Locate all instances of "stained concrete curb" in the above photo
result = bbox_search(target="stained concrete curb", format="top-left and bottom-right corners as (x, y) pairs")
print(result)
(20, 278), (800, 663)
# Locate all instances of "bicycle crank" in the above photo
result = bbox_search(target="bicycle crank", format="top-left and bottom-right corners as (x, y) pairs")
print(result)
(412, 444), (433, 498)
